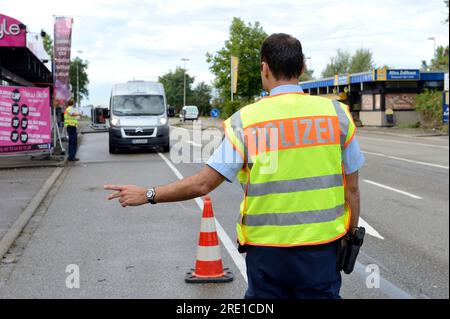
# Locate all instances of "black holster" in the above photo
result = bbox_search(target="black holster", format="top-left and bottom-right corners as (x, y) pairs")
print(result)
(337, 227), (365, 274)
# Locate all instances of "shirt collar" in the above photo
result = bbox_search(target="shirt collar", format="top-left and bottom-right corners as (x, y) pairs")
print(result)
(269, 84), (304, 96)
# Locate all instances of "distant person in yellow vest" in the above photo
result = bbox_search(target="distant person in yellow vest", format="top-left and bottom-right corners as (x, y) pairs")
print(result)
(64, 99), (81, 161)
(105, 33), (365, 299)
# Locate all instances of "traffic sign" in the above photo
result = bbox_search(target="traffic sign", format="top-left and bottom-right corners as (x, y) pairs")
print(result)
(210, 108), (220, 118)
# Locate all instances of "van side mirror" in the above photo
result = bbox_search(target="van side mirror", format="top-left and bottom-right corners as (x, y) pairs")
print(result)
(104, 110), (110, 118)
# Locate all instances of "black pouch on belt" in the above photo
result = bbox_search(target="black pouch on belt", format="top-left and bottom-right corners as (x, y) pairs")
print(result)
(337, 226), (366, 274)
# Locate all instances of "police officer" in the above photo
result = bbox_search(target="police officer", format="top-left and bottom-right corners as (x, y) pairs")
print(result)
(64, 99), (81, 161)
(105, 33), (364, 299)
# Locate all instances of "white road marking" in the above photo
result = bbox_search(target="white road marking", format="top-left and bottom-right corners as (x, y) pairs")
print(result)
(358, 217), (384, 240)
(363, 179), (423, 200)
(358, 135), (449, 150)
(158, 152), (248, 283)
(362, 151), (449, 170)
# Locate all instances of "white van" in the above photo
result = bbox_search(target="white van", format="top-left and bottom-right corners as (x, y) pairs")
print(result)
(108, 81), (169, 153)
(179, 105), (199, 122)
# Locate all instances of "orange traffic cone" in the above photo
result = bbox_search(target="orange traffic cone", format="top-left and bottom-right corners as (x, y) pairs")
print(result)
(185, 195), (233, 283)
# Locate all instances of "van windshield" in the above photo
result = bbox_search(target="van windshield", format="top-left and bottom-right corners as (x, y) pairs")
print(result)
(112, 95), (165, 116)
(184, 106), (198, 114)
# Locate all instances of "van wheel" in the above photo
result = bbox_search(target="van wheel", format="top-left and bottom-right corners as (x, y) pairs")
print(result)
(162, 140), (170, 153)
(109, 143), (117, 154)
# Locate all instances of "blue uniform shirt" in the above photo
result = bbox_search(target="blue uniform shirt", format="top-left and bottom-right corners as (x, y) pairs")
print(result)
(207, 84), (365, 181)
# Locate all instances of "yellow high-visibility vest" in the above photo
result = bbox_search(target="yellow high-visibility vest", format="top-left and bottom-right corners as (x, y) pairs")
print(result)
(64, 106), (78, 127)
(223, 93), (356, 247)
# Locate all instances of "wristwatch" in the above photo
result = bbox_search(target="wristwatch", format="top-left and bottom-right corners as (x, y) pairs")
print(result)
(146, 188), (156, 204)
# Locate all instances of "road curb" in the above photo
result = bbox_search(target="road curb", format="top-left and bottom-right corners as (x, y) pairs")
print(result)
(0, 166), (65, 261)
(358, 128), (448, 139)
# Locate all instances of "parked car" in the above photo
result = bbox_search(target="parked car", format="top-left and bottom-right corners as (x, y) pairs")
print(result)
(179, 105), (199, 122)
(167, 106), (176, 117)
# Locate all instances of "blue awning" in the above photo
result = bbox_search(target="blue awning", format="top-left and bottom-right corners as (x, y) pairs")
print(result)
(420, 72), (445, 81)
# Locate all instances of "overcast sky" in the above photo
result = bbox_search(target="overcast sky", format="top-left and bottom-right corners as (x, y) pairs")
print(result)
(2, 0), (449, 106)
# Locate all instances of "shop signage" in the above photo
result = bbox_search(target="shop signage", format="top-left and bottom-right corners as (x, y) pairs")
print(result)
(386, 69), (420, 81)
(385, 93), (416, 110)
(444, 73), (449, 91)
(0, 85), (51, 154)
(334, 74), (349, 86)
(0, 14), (26, 47)
(375, 68), (387, 81)
(443, 92), (449, 125)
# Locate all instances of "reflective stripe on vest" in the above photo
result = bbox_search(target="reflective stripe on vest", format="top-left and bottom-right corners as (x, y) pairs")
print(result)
(223, 94), (356, 247)
(241, 204), (345, 226)
(64, 106), (78, 127)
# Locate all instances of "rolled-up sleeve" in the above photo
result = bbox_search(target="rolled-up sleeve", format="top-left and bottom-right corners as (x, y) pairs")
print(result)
(206, 138), (244, 182)
(342, 138), (365, 175)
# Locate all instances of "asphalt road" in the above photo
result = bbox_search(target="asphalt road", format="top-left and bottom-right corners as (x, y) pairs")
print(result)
(0, 125), (448, 299)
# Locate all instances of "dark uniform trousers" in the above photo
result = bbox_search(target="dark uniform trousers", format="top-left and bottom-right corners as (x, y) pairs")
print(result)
(243, 240), (342, 299)
(67, 125), (78, 160)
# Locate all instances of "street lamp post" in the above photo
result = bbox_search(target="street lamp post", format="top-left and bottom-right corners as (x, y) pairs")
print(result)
(76, 50), (83, 108)
(181, 58), (190, 106)
(428, 37), (436, 60)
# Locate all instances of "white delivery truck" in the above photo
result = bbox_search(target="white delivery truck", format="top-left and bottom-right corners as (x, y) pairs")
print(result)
(107, 81), (170, 154)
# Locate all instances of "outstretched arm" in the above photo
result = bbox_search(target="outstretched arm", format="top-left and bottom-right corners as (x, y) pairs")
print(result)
(104, 165), (225, 207)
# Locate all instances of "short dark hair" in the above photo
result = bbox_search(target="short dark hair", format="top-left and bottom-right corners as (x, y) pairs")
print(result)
(260, 33), (304, 80)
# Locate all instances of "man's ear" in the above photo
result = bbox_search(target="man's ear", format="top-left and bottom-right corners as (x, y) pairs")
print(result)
(262, 62), (270, 79)
(300, 60), (306, 76)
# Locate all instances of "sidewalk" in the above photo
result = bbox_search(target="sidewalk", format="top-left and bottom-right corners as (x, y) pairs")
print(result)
(0, 167), (56, 241)
(358, 126), (449, 143)
(0, 126), (82, 261)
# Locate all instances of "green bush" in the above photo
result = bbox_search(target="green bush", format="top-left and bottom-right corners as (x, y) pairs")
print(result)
(220, 100), (247, 119)
(414, 89), (443, 129)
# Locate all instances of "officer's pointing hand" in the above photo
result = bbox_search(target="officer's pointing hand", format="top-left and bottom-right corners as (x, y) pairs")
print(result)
(104, 184), (147, 207)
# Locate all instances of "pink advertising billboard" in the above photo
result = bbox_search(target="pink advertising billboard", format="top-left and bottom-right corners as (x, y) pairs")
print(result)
(53, 16), (74, 106)
(0, 14), (26, 47)
(0, 85), (51, 154)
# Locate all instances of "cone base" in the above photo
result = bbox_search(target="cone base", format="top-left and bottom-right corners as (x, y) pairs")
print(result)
(185, 268), (234, 284)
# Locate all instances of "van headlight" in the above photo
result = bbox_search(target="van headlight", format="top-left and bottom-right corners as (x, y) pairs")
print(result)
(111, 118), (120, 126)
(159, 118), (168, 125)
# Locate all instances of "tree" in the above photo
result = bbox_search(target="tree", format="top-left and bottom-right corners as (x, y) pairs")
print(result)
(69, 57), (89, 105)
(190, 82), (212, 116)
(322, 48), (374, 77)
(299, 68), (315, 82)
(420, 60), (430, 72)
(430, 45), (449, 72)
(321, 49), (351, 77)
(206, 17), (267, 101)
(158, 67), (194, 111)
(41, 29), (53, 59)
(349, 48), (374, 74)
(445, 0), (449, 24)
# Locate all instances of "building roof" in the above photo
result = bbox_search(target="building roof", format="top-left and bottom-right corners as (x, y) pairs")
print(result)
(299, 69), (446, 90)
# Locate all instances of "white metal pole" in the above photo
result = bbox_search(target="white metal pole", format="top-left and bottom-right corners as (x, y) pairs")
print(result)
(183, 70), (186, 106)
(76, 50), (82, 108)
(76, 60), (79, 108)
(181, 58), (189, 106)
